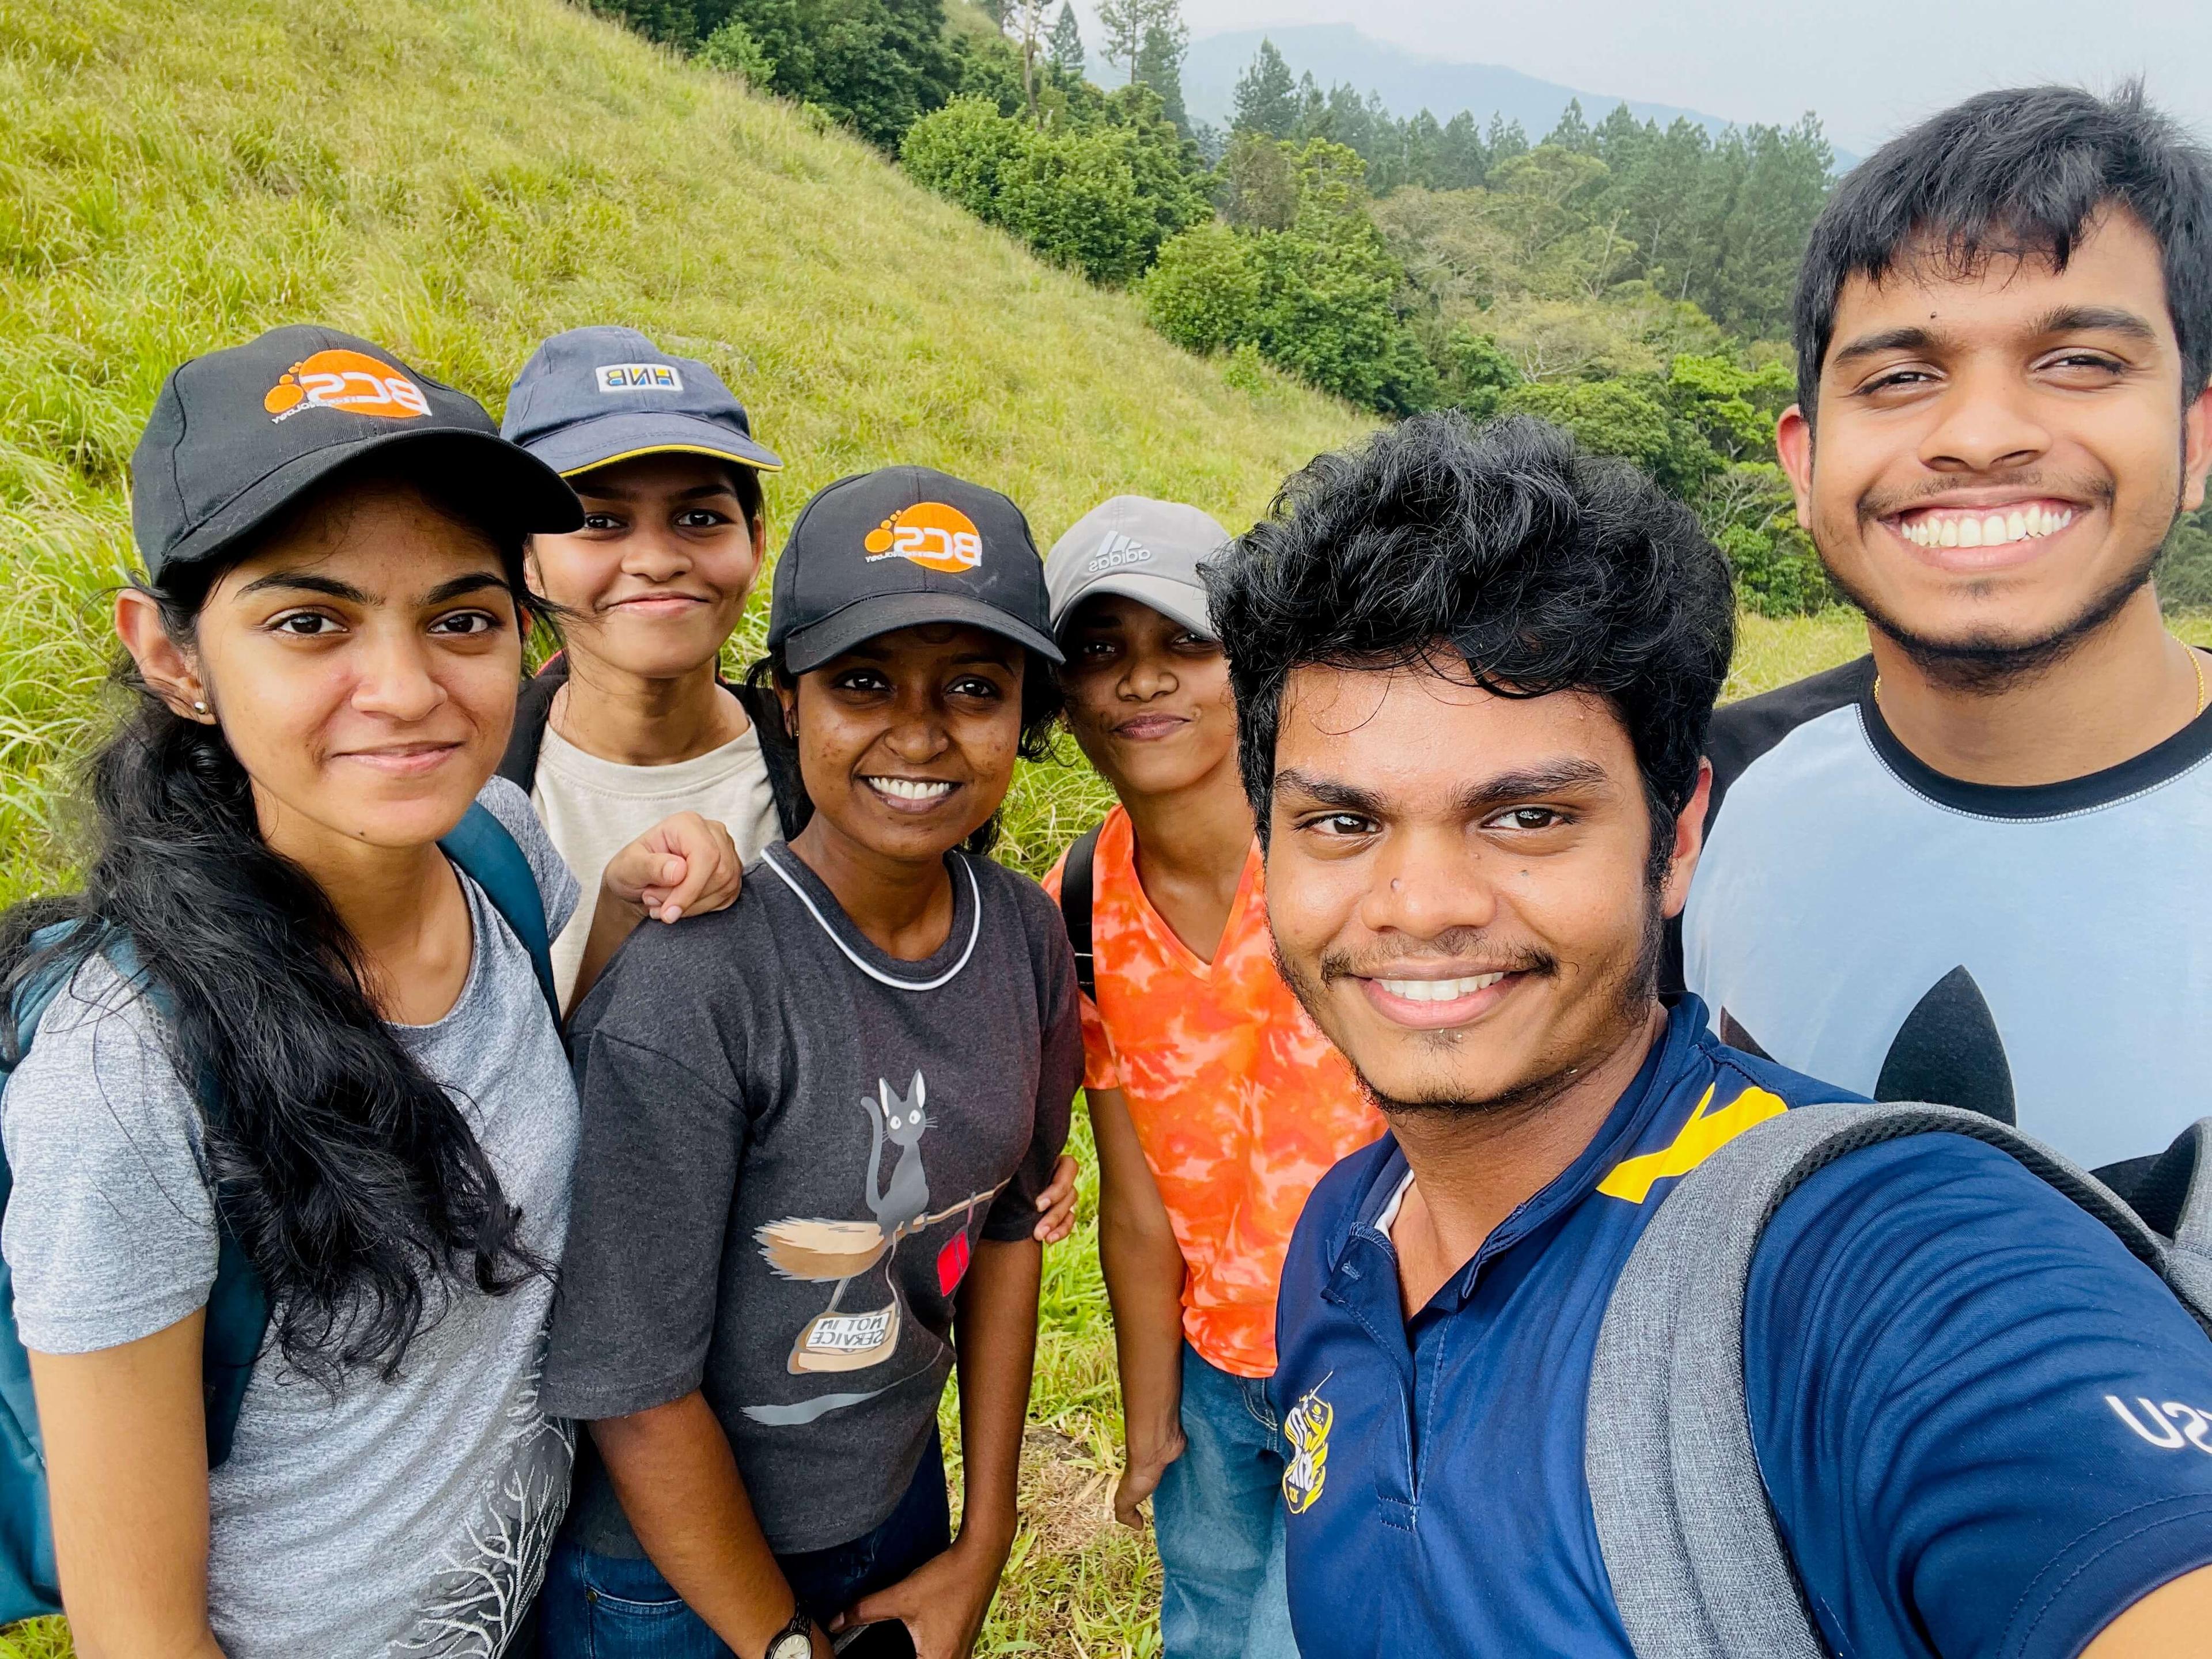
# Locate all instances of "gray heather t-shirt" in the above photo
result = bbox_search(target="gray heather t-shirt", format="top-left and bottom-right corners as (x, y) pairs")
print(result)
(0, 779), (581, 1659)
(543, 842), (1080, 1555)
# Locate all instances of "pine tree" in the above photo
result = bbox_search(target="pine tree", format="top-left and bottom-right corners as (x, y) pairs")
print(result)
(1134, 26), (1189, 131)
(1546, 97), (1593, 153)
(1096, 0), (1145, 82)
(1232, 39), (1298, 139)
(1047, 0), (1082, 77)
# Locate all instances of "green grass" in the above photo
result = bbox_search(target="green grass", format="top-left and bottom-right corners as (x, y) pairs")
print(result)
(0, 2), (2194, 1654)
(0, 0), (1368, 912)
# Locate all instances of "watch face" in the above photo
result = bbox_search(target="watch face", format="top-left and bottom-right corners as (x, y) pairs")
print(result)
(767, 1630), (813, 1659)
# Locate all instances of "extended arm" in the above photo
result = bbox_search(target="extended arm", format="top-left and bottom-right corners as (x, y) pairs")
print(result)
(839, 1236), (1041, 1659)
(2085, 1565), (2212, 1655)
(29, 1313), (226, 1659)
(1088, 1084), (1189, 1525)
(590, 1395), (829, 1659)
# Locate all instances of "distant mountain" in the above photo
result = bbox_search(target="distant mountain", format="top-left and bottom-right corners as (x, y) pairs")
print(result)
(1182, 24), (1849, 162)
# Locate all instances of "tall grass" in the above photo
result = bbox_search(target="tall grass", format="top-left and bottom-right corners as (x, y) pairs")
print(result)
(0, 0), (1366, 911)
(1, 4), (2186, 1657)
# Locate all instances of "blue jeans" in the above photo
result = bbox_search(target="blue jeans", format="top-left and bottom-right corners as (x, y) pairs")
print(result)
(538, 1431), (951, 1659)
(1150, 1344), (1300, 1659)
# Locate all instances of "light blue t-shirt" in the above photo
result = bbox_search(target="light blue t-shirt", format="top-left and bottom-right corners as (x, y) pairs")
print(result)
(1683, 656), (2212, 1173)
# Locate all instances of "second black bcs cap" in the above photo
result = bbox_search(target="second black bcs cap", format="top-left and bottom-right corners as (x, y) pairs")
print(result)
(768, 467), (1063, 673)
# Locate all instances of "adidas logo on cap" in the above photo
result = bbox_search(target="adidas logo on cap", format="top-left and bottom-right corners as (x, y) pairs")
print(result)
(1085, 532), (1156, 575)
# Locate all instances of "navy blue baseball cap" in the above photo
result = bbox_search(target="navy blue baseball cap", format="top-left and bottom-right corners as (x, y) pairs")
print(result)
(501, 325), (782, 479)
(768, 467), (1062, 674)
(129, 325), (582, 585)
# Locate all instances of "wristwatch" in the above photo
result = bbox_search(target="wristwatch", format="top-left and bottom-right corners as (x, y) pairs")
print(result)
(764, 1608), (816, 1659)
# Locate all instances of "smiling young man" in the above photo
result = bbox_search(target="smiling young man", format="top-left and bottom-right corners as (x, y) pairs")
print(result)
(1210, 413), (2212, 1657)
(1678, 87), (2212, 1184)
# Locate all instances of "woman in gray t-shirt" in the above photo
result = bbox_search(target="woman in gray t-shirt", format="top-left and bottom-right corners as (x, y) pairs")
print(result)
(541, 467), (1082, 1659)
(0, 329), (742, 1659)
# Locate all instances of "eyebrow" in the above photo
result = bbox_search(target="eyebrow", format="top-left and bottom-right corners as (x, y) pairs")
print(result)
(1273, 759), (1610, 815)
(2028, 304), (2158, 343)
(234, 570), (509, 607)
(1831, 305), (2160, 370)
(577, 480), (740, 502)
(1828, 324), (1951, 368)
(236, 571), (373, 603)
(422, 573), (512, 605)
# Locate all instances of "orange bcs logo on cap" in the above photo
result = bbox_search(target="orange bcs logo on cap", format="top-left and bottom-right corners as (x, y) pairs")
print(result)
(263, 350), (431, 423)
(863, 501), (983, 575)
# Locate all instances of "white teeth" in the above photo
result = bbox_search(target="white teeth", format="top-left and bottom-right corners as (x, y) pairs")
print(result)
(1376, 972), (1506, 1003)
(1900, 505), (2077, 549)
(866, 777), (955, 801)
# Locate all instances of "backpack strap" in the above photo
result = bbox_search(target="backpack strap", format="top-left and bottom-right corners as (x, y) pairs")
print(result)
(2, 925), (274, 1474)
(1059, 823), (1103, 1004)
(1584, 1100), (2202, 1659)
(495, 657), (566, 793)
(438, 802), (560, 1025)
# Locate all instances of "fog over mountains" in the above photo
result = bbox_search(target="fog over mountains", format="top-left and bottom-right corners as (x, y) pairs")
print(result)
(1181, 24), (1855, 161)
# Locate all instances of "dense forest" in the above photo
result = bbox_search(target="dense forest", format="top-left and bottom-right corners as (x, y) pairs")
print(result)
(584, 0), (2212, 616)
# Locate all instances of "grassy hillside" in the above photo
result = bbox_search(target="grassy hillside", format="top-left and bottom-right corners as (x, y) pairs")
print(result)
(0, 0), (1366, 903)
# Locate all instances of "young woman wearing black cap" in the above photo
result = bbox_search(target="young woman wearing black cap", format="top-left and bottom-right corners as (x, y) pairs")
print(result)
(539, 467), (1081, 1659)
(0, 327), (744, 1658)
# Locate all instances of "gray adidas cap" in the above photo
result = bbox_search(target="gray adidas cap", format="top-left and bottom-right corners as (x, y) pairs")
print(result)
(501, 325), (782, 479)
(1044, 495), (1231, 641)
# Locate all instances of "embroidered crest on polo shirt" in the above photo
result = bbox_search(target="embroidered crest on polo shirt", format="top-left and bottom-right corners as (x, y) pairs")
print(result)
(262, 350), (430, 423)
(1282, 1376), (1335, 1515)
(1084, 531), (1156, 576)
(863, 501), (984, 574)
(596, 362), (683, 392)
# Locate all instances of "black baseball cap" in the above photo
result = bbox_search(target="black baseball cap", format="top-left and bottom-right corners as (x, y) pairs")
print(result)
(130, 325), (582, 585)
(767, 467), (1063, 674)
(501, 325), (782, 478)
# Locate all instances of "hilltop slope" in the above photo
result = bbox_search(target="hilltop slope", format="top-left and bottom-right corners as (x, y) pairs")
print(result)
(0, 0), (1366, 897)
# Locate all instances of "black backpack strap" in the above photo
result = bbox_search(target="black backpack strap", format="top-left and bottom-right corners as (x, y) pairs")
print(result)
(735, 680), (812, 842)
(1059, 823), (1103, 1003)
(496, 657), (567, 791)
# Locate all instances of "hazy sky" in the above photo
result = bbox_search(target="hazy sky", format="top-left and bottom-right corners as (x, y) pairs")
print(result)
(1082, 0), (2212, 154)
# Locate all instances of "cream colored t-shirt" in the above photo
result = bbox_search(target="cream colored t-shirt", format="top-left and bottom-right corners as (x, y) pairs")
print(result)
(532, 719), (780, 1006)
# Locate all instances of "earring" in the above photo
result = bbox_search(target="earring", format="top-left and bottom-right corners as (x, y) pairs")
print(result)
(191, 700), (208, 715)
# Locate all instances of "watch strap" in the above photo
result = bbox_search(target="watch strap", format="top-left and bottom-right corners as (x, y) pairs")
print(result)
(764, 1607), (816, 1659)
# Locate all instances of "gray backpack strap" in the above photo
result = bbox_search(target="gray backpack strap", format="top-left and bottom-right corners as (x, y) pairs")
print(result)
(1586, 1099), (2210, 1659)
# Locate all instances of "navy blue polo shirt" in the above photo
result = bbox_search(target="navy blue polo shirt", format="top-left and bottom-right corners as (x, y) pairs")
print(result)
(1272, 999), (2212, 1658)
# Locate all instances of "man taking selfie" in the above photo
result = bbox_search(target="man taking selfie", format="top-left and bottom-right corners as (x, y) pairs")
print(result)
(1210, 412), (2212, 1657)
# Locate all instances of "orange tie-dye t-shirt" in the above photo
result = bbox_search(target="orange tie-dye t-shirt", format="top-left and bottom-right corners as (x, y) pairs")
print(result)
(1044, 808), (1383, 1378)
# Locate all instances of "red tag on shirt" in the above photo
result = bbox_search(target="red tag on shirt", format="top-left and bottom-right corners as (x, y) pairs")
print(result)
(936, 1229), (971, 1297)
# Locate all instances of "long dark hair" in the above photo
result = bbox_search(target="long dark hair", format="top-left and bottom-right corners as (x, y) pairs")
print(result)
(0, 474), (552, 1385)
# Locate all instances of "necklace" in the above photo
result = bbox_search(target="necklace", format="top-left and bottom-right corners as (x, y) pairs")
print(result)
(1872, 647), (2207, 716)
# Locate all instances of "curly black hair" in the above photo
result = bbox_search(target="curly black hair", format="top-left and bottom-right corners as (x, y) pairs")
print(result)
(1794, 82), (2212, 415)
(1204, 414), (1734, 859)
